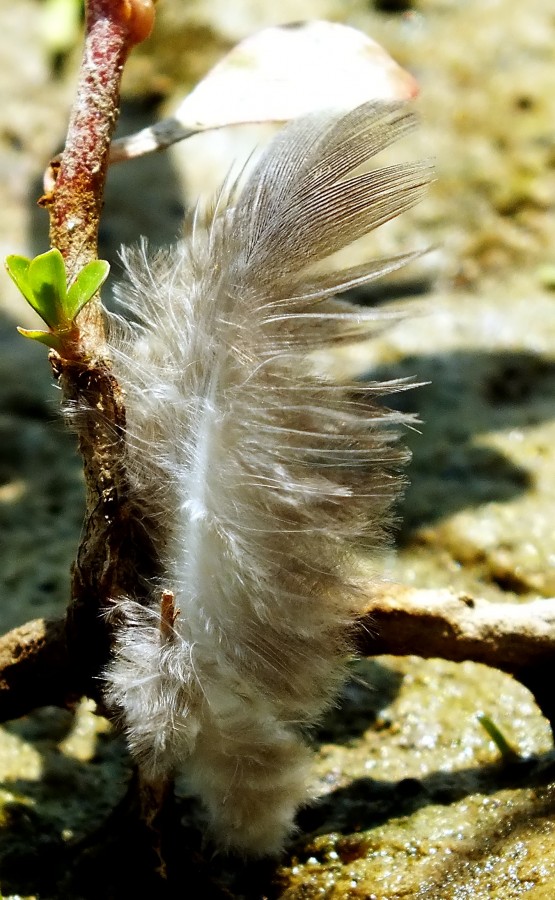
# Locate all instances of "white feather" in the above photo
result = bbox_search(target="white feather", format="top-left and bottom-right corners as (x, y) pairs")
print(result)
(103, 102), (430, 855)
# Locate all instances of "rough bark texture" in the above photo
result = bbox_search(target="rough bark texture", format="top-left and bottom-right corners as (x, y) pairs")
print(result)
(356, 584), (555, 734)
(0, 618), (71, 720)
(34, 0), (160, 699)
(356, 584), (555, 670)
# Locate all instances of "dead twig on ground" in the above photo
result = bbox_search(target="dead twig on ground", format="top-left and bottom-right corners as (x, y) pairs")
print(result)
(2, 587), (554, 735)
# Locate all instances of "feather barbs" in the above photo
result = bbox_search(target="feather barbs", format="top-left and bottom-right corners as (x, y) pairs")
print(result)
(103, 100), (430, 855)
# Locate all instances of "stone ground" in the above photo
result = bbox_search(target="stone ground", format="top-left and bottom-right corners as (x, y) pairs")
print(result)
(1, 0), (555, 897)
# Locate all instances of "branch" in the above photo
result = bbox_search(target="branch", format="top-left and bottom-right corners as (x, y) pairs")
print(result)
(34, 0), (160, 695)
(356, 584), (555, 735)
(356, 584), (555, 669)
(6, 3), (165, 881)
(41, 0), (156, 339)
(2, 587), (555, 732)
(0, 618), (72, 721)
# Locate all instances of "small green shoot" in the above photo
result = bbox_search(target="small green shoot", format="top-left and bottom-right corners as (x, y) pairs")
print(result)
(5, 249), (109, 351)
(477, 713), (520, 763)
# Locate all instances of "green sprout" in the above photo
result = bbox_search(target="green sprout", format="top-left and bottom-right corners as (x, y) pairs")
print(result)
(477, 713), (520, 763)
(5, 248), (109, 351)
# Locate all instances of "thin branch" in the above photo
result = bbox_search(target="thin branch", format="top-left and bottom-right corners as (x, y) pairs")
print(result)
(9, 0), (168, 872)
(41, 0), (155, 342)
(0, 618), (72, 721)
(1, 587), (555, 731)
(356, 584), (555, 735)
(356, 584), (555, 669)
(34, 0), (160, 697)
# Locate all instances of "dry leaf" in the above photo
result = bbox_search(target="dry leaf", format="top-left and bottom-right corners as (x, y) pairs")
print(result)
(110, 21), (418, 163)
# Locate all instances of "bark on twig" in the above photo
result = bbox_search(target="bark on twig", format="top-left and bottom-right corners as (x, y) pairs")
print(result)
(356, 584), (555, 670)
(36, 0), (160, 698)
(41, 1), (141, 327)
(356, 584), (555, 734)
(8, 0), (167, 870)
(0, 618), (71, 721)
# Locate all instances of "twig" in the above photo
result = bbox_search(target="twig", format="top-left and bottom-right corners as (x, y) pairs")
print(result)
(41, 0), (155, 338)
(356, 584), (555, 669)
(356, 584), (555, 735)
(0, 618), (72, 720)
(35, 0), (160, 698)
(6, 0), (169, 873)
(1, 587), (555, 732)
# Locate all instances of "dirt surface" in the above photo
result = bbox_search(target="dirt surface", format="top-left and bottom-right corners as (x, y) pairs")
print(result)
(1, 0), (555, 897)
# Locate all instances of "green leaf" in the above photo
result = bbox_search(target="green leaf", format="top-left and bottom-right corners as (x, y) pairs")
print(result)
(6, 249), (70, 328)
(17, 326), (64, 351)
(26, 248), (68, 328)
(5, 255), (33, 305)
(477, 713), (519, 762)
(7, 250), (110, 351)
(66, 259), (110, 319)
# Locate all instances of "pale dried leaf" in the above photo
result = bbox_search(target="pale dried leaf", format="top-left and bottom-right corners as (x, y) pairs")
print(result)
(110, 21), (418, 163)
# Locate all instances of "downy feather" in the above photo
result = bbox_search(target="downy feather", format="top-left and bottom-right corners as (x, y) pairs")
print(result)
(104, 101), (430, 855)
